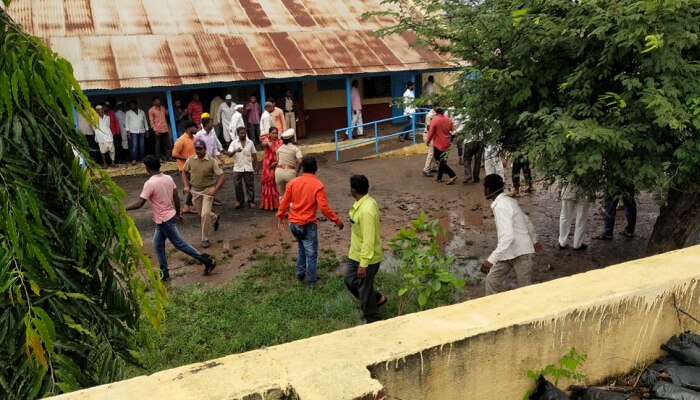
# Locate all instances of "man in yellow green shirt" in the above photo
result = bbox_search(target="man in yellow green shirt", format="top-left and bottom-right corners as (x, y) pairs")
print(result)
(344, 175), (387, 323)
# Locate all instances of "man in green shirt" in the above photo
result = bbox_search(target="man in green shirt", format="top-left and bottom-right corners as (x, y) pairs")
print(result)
(344, 175), (387, 323)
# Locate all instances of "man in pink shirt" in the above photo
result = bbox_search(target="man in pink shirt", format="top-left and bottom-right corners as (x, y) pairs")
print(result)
(350, 79), (363, 137)
(426, 108), (458, 185)
(148, 96), (171, 160)
(245, 94), (262, 144)
(125, 155), (216, 282)
(268, 96), (287, 139)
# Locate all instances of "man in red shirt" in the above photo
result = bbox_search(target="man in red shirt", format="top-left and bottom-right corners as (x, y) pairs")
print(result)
(276, 157), (344, 286)
(426, 108), (458, 185)
(187, 93), (204, 125)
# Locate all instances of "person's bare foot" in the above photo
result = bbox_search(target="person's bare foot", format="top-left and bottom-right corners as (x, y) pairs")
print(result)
(249, 202), (256, 209)
(182, 206), (197, 214)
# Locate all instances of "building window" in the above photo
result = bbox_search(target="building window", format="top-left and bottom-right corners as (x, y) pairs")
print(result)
(316, 79), (345, 91)
(363, 76), (391, 99)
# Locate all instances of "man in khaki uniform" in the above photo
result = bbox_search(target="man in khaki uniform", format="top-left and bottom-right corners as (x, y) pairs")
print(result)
(182, 139), (226, 248)
(275, 129), (303, 200)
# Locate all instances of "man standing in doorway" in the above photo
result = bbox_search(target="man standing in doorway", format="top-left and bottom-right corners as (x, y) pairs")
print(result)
(114, 101), (129, 163)
(182, 139), (225, 248)
(172, 121), (199, 215)
(422, 75), (435, 98)
(426, 108), (458, 185)
(224, 127), (258, 209)
(246, 94), (262, 144)
(401, 81), (416, 142)
(344, 175), (386, 323)
(125, 100), (149, 165)
(350, 79), (363, 137)
(269, 97), (287, 138)
(104, 102), (122, 163)
(283, 89), (297, 137)
(173, 98), (191, 137)
(93, 105), (116, 168)
(126, 155), (216, 281)
(187, 93), (204, 126)
(481, 174), (544, 295)
(227, 105), (246, 143)
(277, 157), (344, 287)
(217, 94), (236, 144)
(149, 96), (171, 161)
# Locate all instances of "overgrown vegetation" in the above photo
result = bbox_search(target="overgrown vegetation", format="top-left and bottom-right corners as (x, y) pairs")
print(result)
(0, 6), (165, 398)
(130, 253), (451, 376)
(374, 0), (700, 254)
(389, 212), (465, 314)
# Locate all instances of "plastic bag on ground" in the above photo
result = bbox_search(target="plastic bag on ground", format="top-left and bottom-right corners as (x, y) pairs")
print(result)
(662, 332), (700, 367)
(653, 382), (700, 400)
(583, 387), (642, 399)
(530, 376), (571, 400)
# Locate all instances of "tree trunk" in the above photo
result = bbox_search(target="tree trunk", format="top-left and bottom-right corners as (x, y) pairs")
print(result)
(646, 187), (700, 256)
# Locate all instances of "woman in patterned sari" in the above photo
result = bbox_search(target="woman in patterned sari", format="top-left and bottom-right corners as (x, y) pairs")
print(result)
(260, 126), (282, 211)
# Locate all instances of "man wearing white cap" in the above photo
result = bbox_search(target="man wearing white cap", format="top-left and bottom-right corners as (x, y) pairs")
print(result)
(275, 129), (303, 199)
(92, 105), (116, 168)
(227, 104), (245, 144)
(217, 94), (236, 144)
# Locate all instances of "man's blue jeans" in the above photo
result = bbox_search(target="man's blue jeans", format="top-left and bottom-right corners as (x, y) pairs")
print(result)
(401, 114), (413, 140)
(130, 132), (145, 161)
(289, 222), (318, 283)
(602, 195), (637, 237)
(153, 216), (210, 275)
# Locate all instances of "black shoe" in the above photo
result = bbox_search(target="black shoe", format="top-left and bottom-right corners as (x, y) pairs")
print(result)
(203, 256), (217, 276)
(462, 178), (471, 184)
(296, 274), (305, 282)
(213, 214), (220, 231)
(422, 171), (434, 177)
(573, 244), (588, 251)
(558, 244), (568, 250)
(473, 177), (480, 183)
(202, 239), (210, 248)
(161, 272), (170, 283)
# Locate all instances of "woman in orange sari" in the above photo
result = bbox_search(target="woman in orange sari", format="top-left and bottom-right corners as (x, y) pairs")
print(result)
(260, 126), (282, 210)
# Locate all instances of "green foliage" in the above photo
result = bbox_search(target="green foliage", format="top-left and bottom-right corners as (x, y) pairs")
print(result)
(130, 253), (446, 375)
(374, 0), (700, 250)
(523, 347), (588, 399)
(389, 212), (465, 314)
(0, 9), (165, 398)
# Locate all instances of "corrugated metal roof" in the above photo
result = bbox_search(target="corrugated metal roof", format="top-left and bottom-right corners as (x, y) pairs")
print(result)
(4, 0), (451, 90)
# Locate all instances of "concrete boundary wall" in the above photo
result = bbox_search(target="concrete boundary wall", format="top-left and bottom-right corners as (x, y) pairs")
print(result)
(52, 246), (700, 400)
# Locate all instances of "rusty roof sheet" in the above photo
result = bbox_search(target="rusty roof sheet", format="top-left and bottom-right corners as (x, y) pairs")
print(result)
(4, 0), (452, 90)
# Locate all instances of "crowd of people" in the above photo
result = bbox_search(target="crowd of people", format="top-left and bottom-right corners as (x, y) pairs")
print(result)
(120, 80), (639, 325)
(79, 90), (305, 169)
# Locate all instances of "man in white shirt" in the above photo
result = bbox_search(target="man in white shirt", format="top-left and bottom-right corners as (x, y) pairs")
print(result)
(401, 81), (415, 142)
(125, 100), (149, 164)
(92, 105), (115, 168)
(422, 104), (438, 177)
(194, 117), (221, 158)
(227, 104), (245, 143)
(350, 79), (363, 137)
(114, 101), (129, 159)
(422, 75), (435, 97)
(217, 94), (236, 144)
(224, 127), (258, 209)
(481, 174), (544, 295)
(260, 102), (274, 137)
(558, 184), (590, 251)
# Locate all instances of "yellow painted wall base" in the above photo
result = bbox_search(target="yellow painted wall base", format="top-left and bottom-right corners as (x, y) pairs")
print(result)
(50, 241), (700, 399)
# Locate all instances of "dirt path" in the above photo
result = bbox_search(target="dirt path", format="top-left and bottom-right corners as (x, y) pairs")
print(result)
(117, 152), (659, 298)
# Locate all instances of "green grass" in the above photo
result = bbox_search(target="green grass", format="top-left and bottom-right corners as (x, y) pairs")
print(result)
(128, 252), (453, 377)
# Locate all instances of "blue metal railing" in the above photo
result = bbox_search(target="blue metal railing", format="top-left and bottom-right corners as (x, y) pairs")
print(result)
(334, 110), (429, 161)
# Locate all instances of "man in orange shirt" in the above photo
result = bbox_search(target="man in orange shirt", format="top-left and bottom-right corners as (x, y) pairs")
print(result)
(268, 96), (287, 138)
(171, 121), (199, 214)
(149, 96), (172, 161)
(277, 157), (344, 286)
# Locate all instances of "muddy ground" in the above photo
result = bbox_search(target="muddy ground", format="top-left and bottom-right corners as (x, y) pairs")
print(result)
(117, 151), (660, 300)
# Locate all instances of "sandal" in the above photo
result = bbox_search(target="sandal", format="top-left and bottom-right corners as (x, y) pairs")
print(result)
(593, 235), (613, 241)
(233, 202), (242, 209)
